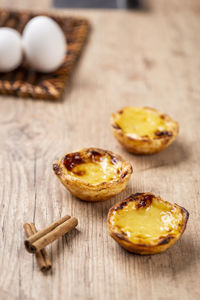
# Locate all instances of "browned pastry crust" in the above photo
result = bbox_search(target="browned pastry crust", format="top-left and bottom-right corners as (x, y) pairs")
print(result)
(53, 148), (133, 202)
(107, 193), (189, 255)
(111, 107), (179, 154)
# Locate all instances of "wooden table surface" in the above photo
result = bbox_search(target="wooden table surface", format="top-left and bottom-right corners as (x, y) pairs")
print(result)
(0, 0), (200, 299)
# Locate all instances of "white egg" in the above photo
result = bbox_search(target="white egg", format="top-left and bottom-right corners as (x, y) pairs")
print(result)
(23, 16), (67, 73)
(0, 28), (23, 72)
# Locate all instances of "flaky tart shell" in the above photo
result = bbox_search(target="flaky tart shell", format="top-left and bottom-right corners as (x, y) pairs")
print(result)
(53, 148), (133, 202)
(111, 106), (179, 154)
(107, 193), (189, 255)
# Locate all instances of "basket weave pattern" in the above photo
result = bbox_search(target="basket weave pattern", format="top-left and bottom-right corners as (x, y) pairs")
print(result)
(0, 9), (90, 100)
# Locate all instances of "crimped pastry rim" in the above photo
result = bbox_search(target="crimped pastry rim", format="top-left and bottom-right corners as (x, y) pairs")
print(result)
(53, 147), (133, 190)
(107, 192), (189, 251)
(111, 106), (179, 143)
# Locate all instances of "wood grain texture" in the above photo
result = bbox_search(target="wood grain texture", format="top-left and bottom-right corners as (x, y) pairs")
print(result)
(0, 0), (200, 299)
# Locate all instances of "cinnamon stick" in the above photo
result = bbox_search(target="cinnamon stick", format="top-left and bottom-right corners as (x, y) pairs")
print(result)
(24, 215), (78, 253)
(25, 214), (71, 251)
(24, 223), (52, 272)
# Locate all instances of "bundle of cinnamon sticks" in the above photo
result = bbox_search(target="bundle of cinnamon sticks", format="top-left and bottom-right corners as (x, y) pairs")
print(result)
(24, 215), (78, 272)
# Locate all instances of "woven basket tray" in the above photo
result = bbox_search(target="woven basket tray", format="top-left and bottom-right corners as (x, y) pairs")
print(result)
(0, 9), (90, 100)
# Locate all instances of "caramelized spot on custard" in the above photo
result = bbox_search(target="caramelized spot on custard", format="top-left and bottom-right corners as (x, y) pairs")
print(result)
(88, 150), (102, 162)
(63, 153), (85, 171)
(158, 236), (174, 245)
(63, 150), (123, 184)
(155, 130), (173, 137)
(136, 194), (153, 209)
(112, 124), (121, 130)
(73, 170), (86, 176)
(128, 193), (146, 202)
(53, 164), (61, 175)
(121, 171), (128, 179)
(121, 230), (127, 236)
(115, 232), (129, 242)
(115, 201), (128, 211)
(110, 155), (118, 165)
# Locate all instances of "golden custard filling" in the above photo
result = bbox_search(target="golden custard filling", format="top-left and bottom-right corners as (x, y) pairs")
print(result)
(62, 151), (121, 185)
(111, 199), (183, 243)
(115, 107), (171, 139)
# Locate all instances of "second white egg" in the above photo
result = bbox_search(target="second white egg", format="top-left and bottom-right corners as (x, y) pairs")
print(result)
(23, 16), (67, 73)
(0, 28), (23, 72)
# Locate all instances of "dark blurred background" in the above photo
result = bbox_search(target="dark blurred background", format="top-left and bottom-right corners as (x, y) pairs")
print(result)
(53, 0), (143, 9)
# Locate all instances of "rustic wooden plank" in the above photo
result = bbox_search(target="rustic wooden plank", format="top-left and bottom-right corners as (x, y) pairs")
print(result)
(0, 0), (200, 300)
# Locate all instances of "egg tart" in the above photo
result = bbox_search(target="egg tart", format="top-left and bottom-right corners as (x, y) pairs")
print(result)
(107, 193), (189, 255)
(111, 106), (179, 154)
(53, 148), (133, 202)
